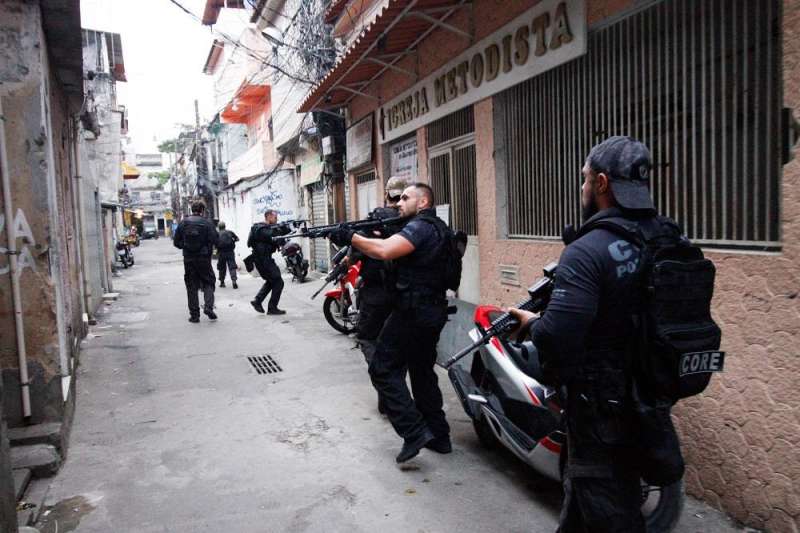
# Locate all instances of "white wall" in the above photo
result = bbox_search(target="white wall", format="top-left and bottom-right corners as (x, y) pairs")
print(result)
(217, 169), (299, 262)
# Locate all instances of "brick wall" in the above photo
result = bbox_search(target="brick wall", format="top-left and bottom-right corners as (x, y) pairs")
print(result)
(343, 1), (800, 529)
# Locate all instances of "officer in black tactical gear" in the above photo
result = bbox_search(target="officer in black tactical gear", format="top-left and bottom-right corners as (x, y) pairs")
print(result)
(216, 221), (239, 289)
(352, 177), (408, 361)
(248, 209), (290, 315)
(510, 136), (660, 532)
(348, 176), (408, 414)
(173, 200), (219, 323)
(330, 183), (451, 463)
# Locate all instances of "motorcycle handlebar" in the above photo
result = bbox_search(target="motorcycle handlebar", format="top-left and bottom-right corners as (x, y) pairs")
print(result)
(442, 264), (558, 369)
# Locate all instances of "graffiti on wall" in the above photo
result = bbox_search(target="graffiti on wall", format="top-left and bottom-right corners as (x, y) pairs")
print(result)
(0, 208), (38, 278)
(253, 188), (295, 219)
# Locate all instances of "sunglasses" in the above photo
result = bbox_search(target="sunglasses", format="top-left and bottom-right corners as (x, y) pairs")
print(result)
(387, 194), (401, 202)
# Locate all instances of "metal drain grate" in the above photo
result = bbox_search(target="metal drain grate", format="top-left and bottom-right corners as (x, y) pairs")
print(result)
(247, 355), (283, 375)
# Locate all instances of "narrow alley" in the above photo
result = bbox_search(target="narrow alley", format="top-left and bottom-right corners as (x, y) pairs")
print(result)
(32, 240), (738, 533)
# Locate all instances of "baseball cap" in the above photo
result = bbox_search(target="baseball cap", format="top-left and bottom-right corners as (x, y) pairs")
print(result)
(586, 136), (654, 211)
(385, 176), (409, 198)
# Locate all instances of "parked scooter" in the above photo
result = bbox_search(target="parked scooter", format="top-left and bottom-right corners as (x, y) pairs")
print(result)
(443, 263), (684, 533)
(311, 246), (360, 334)
(281, 241), (309, 283)
(116, 240), (135, 268)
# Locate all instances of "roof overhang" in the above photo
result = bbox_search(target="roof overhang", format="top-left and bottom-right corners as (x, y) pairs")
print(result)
(221, 83), (271, 124)
(41, 0), (84, 103)
(324, 0), (349, 23)
(203, 40), (225, 74)
(299, 0), (471, 113)
(202, 0), (246, 25)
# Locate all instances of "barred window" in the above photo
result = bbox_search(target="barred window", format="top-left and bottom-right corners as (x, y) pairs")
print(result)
(428, 108), (478, 235)
(498, 0), (782, 250)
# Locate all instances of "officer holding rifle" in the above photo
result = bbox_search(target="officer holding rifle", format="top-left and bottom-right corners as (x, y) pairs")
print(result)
(329, 183), (452, 463)
(247, 209), (291, 315)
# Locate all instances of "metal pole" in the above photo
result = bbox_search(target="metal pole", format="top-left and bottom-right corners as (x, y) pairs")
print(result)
(0, 97), (32, 420)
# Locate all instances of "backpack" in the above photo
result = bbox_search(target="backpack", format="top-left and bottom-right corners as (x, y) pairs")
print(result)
(418, 214), (468, 292)
(218, 230), (234, 251)
(182, 219), (208, 254)
(582, 215), (724, 404)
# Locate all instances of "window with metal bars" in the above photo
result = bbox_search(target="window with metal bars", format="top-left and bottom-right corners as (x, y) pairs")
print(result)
(498, 0), (782, 250)
(428, 108), (478, 235)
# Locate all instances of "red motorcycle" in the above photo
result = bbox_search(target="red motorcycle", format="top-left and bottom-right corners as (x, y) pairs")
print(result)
(312, 246), (361, 334)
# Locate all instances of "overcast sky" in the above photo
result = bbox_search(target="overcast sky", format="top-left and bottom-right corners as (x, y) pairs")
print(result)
(80, 0), (250, 154)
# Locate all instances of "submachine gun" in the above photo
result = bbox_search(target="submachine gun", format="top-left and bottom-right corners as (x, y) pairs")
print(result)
(442, 262), (559, 369)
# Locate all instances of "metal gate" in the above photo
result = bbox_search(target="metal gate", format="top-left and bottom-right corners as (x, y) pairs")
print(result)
(310, 183), (329, 271)
(498, 0), (782, 250)
(428, 108), (480, 303)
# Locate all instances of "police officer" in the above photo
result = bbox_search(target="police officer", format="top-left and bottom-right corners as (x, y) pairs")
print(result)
(353, 177), (408, 361)
(348, 176), (408, 414)
(173, 200), (219, 323)
(331, 183), (451, 463)
(216, 221), (239, 289)
(248, 209), (290, 315)
(510, 136), (660, 532)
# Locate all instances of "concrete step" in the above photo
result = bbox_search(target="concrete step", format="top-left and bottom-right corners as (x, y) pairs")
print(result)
(7, 423), (63, 455)
(13, 468), (31, 501)
(10, 444), (61, 478)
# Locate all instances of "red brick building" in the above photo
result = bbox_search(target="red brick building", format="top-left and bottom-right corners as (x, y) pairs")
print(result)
(302, 1), (800, 529)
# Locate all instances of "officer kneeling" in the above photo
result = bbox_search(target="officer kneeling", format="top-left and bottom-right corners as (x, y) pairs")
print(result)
(330, 183), (452, 463)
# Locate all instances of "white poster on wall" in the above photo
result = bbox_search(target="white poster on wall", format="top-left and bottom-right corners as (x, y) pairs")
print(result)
(390, 137), (418, 182)
(346, 114), (373, 171)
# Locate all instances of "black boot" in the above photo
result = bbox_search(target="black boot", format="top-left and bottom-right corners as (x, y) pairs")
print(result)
(232, 280), (238, 289)
(189, 316), (200, 323)
(424, 435), (452, 454)
(396, 428), (434, 463)
(251, 300), (265, 313)
(219, 280), (225, 288)
(267, 307), (286, 315)
(204, 309), (218, 320)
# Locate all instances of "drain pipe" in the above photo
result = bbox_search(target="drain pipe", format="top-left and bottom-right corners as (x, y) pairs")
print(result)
(0, 97), (32, 419)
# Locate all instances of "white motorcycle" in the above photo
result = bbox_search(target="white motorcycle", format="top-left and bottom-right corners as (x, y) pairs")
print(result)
(443, 263), (684, 532)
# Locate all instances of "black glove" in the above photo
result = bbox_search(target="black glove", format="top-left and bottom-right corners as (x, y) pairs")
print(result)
(329, 225), (354, 247)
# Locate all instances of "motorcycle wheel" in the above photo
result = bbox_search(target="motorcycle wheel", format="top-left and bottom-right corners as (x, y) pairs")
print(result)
(641, 479), (684, 533)
(323, 296), (357, 334)
(472, 412), (498, 450)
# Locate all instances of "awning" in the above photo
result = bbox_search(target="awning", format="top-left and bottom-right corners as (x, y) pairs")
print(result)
(203, 40), (225, 74)
(221, 83), (271, 124)
(299, 0), (470, 113)
(122, 161), (141, 179)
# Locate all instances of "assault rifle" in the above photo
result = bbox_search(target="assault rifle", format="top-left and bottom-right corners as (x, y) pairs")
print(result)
(442, 262), (558, 369)
(288, 214), (407, 240)
(311, 246), (351, 300)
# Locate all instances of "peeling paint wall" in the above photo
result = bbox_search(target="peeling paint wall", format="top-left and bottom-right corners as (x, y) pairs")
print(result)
(0, 1), (84, 426)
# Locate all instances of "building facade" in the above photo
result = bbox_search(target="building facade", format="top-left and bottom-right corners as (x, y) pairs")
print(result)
(304, 0), (800, 530)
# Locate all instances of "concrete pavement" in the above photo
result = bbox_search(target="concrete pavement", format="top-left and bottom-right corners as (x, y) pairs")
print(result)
(33, 239), (742, 532)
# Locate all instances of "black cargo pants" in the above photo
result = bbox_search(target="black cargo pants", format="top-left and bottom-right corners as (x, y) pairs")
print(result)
(254, 257), (284, 310)
(183, 257), (215, 318)
(217, 251), (237, 282)
(368, 301), (449, 441)
(557, 372), (645, 533)
(356, 284), (395, 364)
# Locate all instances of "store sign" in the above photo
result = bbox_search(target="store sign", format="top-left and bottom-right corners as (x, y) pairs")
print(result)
(346, 115), (373, 171)
(390, 138), (418, 182)
(378, 0), (586, 144)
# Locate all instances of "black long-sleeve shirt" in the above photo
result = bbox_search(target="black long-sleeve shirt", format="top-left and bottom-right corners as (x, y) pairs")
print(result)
(529, 208), (647, 385)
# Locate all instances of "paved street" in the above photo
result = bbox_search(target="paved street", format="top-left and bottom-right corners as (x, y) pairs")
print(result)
(34, 240), (741, 533)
